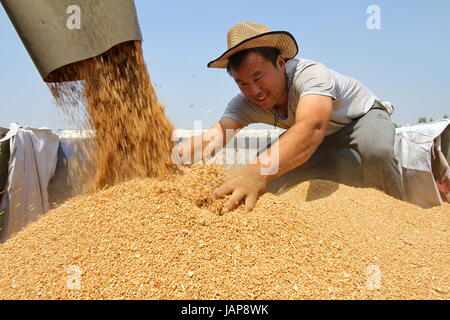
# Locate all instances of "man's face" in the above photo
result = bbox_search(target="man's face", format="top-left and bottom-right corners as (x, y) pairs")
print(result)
(231, 51), (287, 110)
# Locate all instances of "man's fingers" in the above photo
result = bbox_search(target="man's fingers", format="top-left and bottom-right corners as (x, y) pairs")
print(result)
(177, 145), (183, 157)
(212, 183), (234, 200)
(171, 145), (182, 165)
(224, 190), (246, 213)
(244, 194), (258, 212)
(174, 143), (193, 165)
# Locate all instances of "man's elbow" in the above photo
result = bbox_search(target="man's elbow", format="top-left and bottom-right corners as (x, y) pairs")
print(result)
(294, 118), (328, 145)
(312, 119), (328, 143)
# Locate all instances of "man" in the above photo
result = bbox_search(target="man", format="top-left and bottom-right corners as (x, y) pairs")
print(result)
(177, 22), (403, 212)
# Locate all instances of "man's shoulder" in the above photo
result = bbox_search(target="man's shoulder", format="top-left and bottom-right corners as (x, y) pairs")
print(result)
(289, 58), (334, 88)
(289, 58), (329, 75)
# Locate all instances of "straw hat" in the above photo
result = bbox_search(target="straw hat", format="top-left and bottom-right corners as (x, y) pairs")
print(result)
(207, 22), (299, 69)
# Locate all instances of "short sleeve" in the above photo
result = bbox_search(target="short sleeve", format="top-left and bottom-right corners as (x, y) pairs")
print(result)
(221, 95), (259, 127)
(293, 62), (337, 99)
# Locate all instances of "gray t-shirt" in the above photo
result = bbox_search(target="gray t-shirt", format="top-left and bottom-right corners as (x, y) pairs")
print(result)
(222, 58), (378, 135)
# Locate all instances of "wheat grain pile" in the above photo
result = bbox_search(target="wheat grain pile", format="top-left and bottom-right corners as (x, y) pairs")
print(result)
(0, 165), (448, 300)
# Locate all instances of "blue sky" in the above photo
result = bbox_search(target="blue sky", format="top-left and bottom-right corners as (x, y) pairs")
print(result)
(1, 0), (449, 130)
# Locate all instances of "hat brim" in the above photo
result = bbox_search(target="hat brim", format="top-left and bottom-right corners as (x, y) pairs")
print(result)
(207, 31), (299, 69)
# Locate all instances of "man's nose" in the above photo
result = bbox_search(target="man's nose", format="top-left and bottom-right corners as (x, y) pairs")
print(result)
(249, 84), (262, 97)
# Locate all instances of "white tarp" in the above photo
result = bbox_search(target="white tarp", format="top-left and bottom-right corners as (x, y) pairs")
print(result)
(0, 123), (59, 241)
(395, 120), (450, 208)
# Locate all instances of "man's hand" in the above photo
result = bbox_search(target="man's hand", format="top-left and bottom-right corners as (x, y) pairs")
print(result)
(212, 164), (268, 213)
(174, 119), (243, 165)
(175, 136), (200, 165)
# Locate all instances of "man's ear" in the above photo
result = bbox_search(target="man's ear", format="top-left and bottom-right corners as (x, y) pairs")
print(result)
(276, 55), (286, 70)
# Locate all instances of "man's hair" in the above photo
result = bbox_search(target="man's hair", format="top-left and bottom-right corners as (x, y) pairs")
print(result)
(226, 47), (282, 76)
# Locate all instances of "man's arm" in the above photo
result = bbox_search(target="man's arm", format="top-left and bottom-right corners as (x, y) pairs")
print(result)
(177, 117), (244, 164)
(257, 94), (332, 180)
(213, 95), (332, 212)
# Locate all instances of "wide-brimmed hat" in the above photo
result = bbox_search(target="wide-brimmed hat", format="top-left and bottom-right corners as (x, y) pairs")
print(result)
(207, 22), (299, 69)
